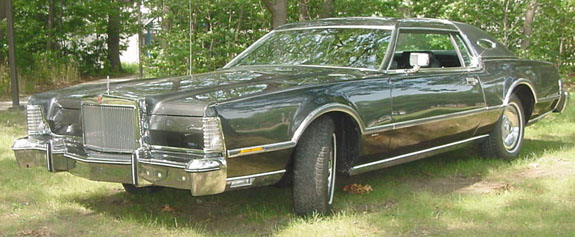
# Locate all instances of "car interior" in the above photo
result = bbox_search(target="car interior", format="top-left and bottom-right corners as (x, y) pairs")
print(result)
(388, 31), (469, 70)
(389, 50), (462, 69)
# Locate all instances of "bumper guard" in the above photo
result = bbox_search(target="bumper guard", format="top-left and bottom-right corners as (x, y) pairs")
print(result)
(12, 136), (227, 196)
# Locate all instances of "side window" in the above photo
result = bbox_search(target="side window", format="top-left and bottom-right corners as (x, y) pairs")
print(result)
(389, 31), (464, 70)
(454, 34), (472, 67)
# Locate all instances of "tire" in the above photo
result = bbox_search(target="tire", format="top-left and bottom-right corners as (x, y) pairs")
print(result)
(293, 116), (337, 215)
(480, 94), (525, 159)
(122, 183), (163, 195)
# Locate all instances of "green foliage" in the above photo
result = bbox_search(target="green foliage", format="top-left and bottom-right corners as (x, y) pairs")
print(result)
(144, 0), (269, 76)
(0, 0), (138, 97)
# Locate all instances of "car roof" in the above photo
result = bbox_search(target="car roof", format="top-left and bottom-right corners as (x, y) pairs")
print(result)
(277, 17), (515, 58)
(276, 17), (458, 31)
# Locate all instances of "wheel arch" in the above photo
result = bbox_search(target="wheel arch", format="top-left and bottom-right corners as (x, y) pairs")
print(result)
(291, 103), (365, 143)
(290, 103), (364, 175)
(504, 79), (537, 123)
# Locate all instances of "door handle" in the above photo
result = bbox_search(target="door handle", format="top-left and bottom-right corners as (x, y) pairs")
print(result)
(466, 77), (478, 86)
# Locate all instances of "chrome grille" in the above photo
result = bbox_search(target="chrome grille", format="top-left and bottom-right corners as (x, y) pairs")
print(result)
(82, 104), (138, 153)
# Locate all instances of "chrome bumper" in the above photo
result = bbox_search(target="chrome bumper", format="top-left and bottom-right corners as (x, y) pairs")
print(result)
(12, 136), (227, 196)
(554, 91), (570, 114)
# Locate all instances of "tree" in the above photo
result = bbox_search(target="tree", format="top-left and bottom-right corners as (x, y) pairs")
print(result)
(298, 0), (310, 21)
(46, 0), (56, 51)
(0, 0), (6, 63)
(107, 0), (123, 73)
(263, 0), (287, 29)
(161, 0), (171, 50)
(520, 0), (538, 50)
(320, 0), (335, 18)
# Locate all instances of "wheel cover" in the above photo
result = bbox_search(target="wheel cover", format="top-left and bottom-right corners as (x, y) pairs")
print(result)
(501, 103), (522, 152)
(327, 133), (337, 205)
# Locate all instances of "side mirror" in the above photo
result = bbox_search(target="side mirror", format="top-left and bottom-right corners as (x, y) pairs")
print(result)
(409, 53), (430, 68)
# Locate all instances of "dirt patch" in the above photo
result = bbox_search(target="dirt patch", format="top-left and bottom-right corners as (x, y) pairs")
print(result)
(514, 159), (575, 180)
(456, 181), (513, 194)
(408, 175), (517, 195)
(411, 176), (479, 194)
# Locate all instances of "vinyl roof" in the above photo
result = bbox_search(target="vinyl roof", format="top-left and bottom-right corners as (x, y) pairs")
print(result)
(276, 17), (457, 30)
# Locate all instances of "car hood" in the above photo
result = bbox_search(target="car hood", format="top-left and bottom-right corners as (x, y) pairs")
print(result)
(30, 66), (382, 116)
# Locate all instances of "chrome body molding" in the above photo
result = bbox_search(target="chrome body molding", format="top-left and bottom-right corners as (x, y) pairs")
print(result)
(398, 27), (458, 33)
(527, 110), (553, 126)
(229, 104), (504, 158)
(226, 170), (286, 181)
(528, 89), (569, 125)
(538, 95), (561, 102)
(276, 25), (395, 32)
(364, 105), (503, 134)
(148, 145), (205, 155)
(227, 141), (295, 158)
(554, 91), (570, 114)
(504, 79), (538, 105)
(226, 170), (286, 189)
(64, 152), (132, 165)
(350, 134), (489, 175)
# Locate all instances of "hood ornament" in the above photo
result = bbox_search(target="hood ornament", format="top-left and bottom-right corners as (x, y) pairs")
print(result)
(106, 75), (110, 95)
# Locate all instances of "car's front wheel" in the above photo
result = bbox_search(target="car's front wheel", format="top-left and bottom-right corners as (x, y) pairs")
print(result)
(481, 94), (525, 159)
(293, 116), (337, 215)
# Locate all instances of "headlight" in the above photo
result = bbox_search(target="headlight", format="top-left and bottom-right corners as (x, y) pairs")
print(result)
(202, 117), (225, 154)
(26, 105), (50, 136)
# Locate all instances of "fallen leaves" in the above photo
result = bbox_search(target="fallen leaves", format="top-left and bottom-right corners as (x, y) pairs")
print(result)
(16, 227), (53, 237)
(161, 204), (176, 213)
(494, 183), (514, 193)
(343, 184), (373, 194)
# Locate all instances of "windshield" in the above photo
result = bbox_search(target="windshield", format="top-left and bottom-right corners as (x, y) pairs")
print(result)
(229, 28), (392, 70)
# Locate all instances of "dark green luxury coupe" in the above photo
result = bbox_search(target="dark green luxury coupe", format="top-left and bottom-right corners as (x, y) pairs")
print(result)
(13, 17), (569, 215)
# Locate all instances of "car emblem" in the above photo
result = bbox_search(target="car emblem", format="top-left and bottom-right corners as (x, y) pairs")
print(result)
(97, 96), (103, 104)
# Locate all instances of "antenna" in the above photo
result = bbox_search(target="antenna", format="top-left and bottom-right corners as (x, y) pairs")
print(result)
(189, 0), (193, 76)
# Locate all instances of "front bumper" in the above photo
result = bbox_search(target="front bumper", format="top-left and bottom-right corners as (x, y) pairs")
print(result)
(12, 136), (227, 196)
(554, 91), (570, 113)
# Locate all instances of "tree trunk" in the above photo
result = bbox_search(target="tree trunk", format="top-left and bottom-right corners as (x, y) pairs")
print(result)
(233, 6), (243, 43)
(502, 0), (510, 46)
(263, 0), (287, 29)
(137, 0), (144, 79)
(520, 0), (537, 50)
(107, 0), (123, 73)
(46, 0), (55, 51)
(320, 0), (335, 18)
(0, 0), (5, 20)
(161, 0), (171, 50)
(6, 0), (19, 107)
(0, 0), (6, 62)
(298, 0), (310, 21)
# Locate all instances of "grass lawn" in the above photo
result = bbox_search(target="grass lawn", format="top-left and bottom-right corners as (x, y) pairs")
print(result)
(0, 101), (574, 236)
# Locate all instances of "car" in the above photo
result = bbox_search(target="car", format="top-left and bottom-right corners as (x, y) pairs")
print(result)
(12, 17), (569, 215)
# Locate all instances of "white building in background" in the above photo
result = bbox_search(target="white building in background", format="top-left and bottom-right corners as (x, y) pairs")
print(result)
(120, 34), (140, 64)
(120, 17), (160, 64)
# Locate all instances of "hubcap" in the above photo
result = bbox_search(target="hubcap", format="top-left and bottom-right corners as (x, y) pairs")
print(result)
(327, 133), (337, 205)
(501, 103), (522, 152)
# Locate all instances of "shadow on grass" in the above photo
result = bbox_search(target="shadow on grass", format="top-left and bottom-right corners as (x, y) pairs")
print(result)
(66, 138), (573, 235)
(70, 184), (295, 235)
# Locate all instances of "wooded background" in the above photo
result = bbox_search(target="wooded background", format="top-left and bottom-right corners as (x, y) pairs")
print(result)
(0, 0), (574, 96)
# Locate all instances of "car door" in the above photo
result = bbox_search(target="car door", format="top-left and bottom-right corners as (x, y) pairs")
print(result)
(380, 30), (487, 159)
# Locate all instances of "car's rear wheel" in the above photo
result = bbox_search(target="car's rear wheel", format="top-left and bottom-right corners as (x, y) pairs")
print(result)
(481, 94), (525, 159)
(293, 116), (337, 215)
(122, 184), (163, 195)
